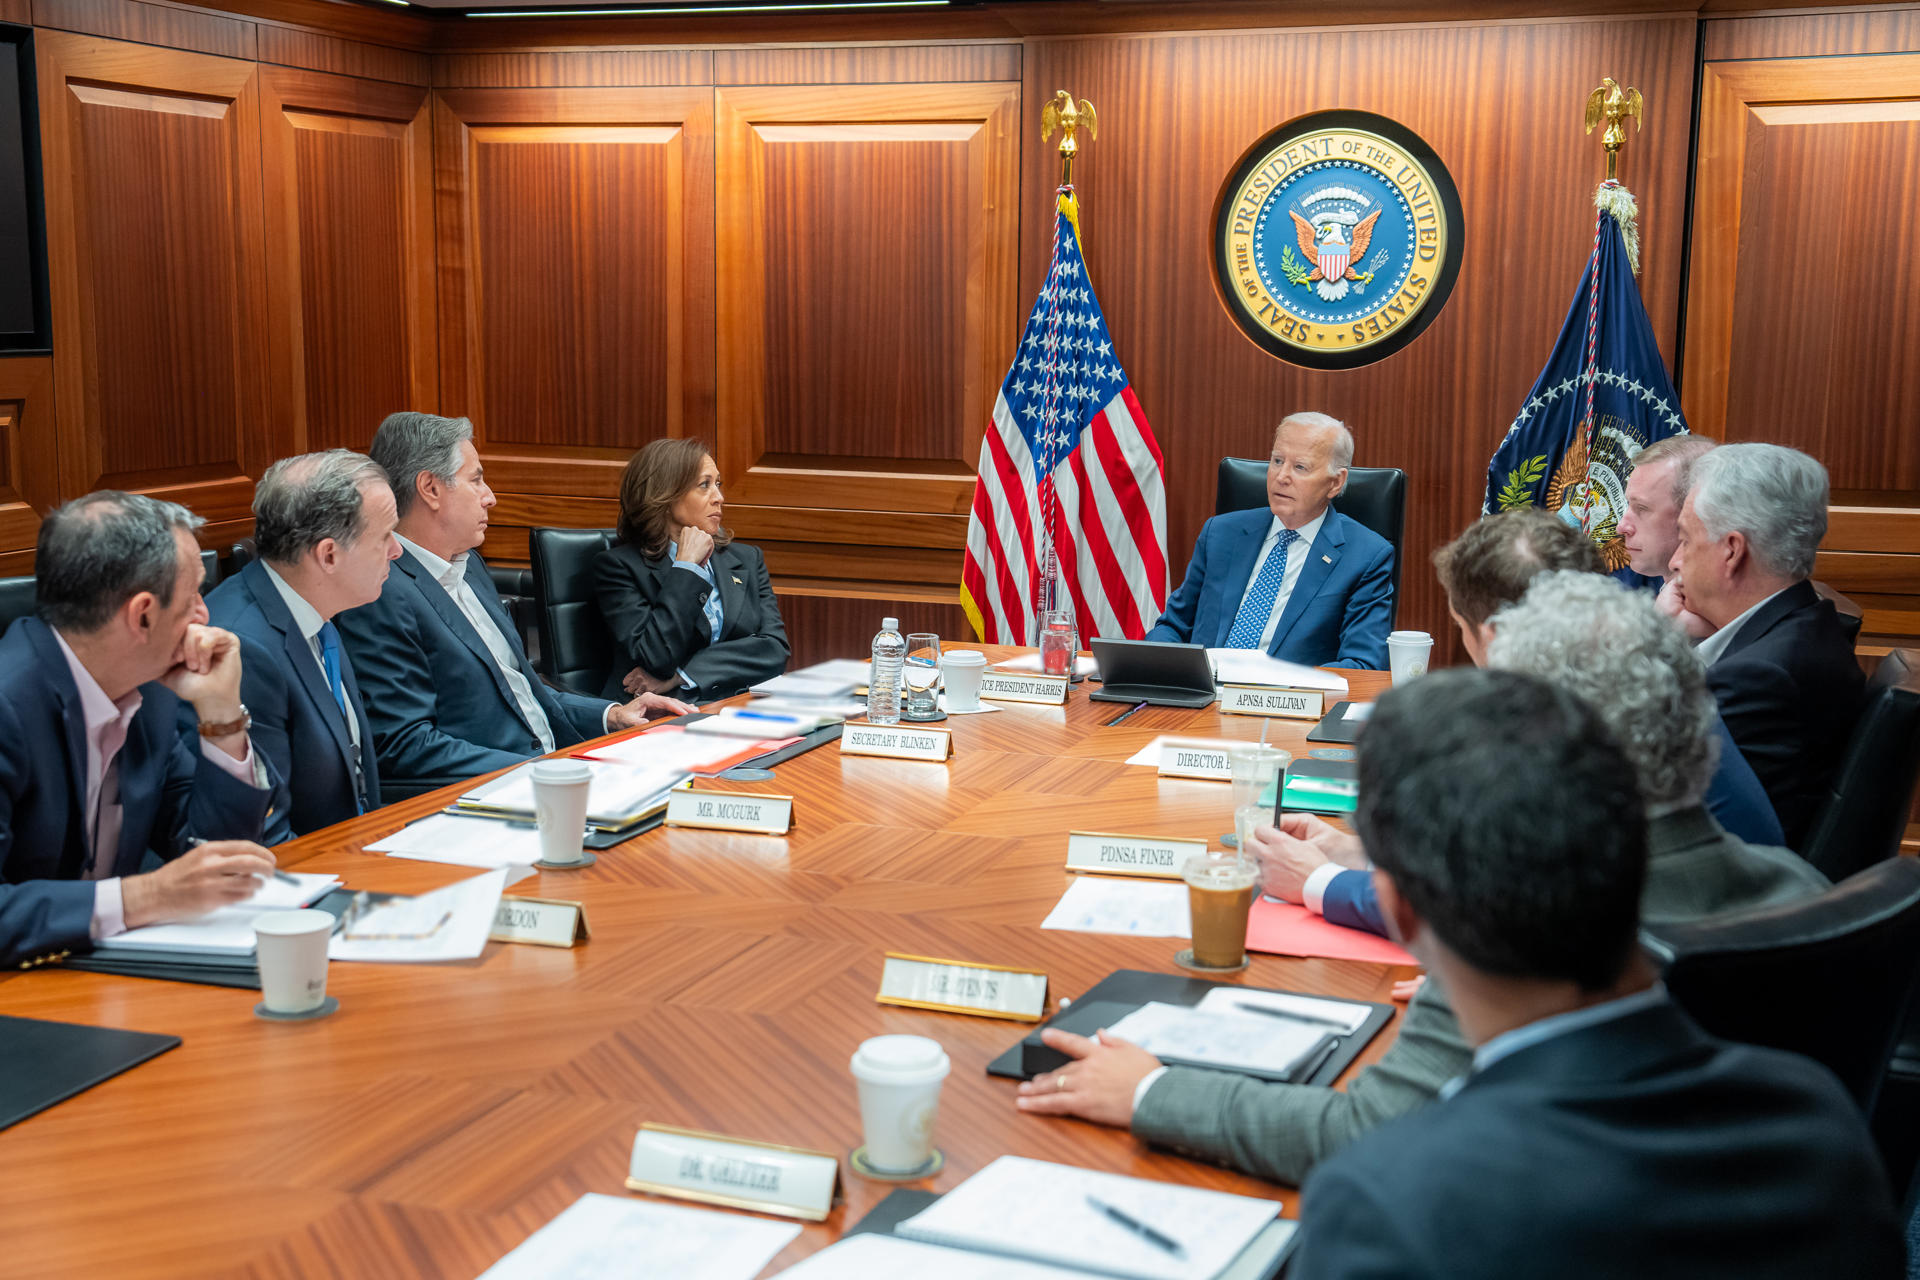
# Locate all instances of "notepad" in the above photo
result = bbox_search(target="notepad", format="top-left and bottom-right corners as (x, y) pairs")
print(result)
(477, 1193), (800, 1280)
(1105, 1002), (1332, 1078)
(1206, 649), (1349, 694)
(897, 1156), (1278, 1280)
(458, 760), (685, 826)
(93, 872), (340, 957)
(777, 1234), (1088, 1279)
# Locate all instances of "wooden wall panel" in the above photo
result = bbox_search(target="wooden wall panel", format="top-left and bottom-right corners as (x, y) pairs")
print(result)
(36, 32), (278, 534)
(0, 0), (27, 26)
(261, 68), (434, 457)
(32, 0), (255, 60)
(775, 591), (969, 669)
(435, 85), (716, 553)
(1703, 7), (1920, 60)
(1021, 17), (1696, 660)
(712, 43), (1020, 85)
(0, 357), (57, 571)
(433, 50), (711, 88)
(256, 26), (429, 86)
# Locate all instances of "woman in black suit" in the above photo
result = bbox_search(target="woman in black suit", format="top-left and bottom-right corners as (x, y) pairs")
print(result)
(594, 439), (790, 702)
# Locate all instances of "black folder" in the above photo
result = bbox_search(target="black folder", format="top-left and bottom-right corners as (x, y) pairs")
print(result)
(0, 1015), (180, 1130)
(1304, 700), (1369, 744)
(986, 968), (1392, 1089)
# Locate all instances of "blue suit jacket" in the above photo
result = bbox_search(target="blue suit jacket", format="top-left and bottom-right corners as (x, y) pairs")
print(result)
(0, 618), (275, 967)
(207, 561), (380, 842)
(333, 547), (612, 795)
(1145, 507), (1393, 669)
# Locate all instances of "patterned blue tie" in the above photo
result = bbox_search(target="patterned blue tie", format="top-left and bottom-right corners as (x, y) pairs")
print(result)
(1224, 528), (1300, 649)
(318, 621), (365, 813)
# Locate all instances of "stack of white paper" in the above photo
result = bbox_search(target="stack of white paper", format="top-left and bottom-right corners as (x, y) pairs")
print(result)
(328, 868), (508, 964)
(583, 724), (787, 772)
(750, 671), (857, 699)
(775, 1235), (1086, 1279)
(1041, 877), (1191, 938)
(366, 812), (545, 869)
(1206, 649), (1349, 693)
(477, 1193), (800, 1280)
(459, 760), (685, 825)
(1104, 1002), (1329, 1077)
(1195, 986), (1372, 1033)
(94, 872), (340, 956)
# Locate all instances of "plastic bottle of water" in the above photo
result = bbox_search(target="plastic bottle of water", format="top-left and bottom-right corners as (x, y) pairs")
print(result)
(868, 617), (906, 725)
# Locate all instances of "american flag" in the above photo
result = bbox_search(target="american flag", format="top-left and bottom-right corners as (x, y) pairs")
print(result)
(960, 194), (1167, 644)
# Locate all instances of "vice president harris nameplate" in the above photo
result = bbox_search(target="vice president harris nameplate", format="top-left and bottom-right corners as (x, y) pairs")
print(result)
(1215, 110), (1463, 370)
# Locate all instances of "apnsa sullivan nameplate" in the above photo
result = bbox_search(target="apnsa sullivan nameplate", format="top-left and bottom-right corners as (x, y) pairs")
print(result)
(1214, 110), (1463, 370)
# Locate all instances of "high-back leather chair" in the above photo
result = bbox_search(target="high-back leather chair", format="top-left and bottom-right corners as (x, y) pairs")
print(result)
(1813, 580), (1865, 646)
(530, 527), (616, 696)
(0, 574), (34, 638)
(1648, 856), (1920, 1114)
(1799, 649), (1920, 881)
(1215, 458), (1408, 629)
(198, 548), (220, 594)
(227, 537), (257, 576)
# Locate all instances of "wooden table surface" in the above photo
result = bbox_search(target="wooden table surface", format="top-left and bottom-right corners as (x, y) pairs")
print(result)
(0, 651), (1405, 1279)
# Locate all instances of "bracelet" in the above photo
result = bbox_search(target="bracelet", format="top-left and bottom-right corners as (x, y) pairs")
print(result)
(197, 704), (252, 739)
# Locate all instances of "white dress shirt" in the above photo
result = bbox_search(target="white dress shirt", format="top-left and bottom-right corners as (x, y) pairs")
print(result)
(397, 534), (559, 752)
(1693, 586), (1789, 668)
(1233, 510), (1327, 652)
(260, 564), (362, 766)
(53, 631), (261, 940)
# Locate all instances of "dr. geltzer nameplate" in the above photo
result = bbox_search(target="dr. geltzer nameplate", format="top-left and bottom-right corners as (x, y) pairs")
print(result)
(627, 1123), (840, 1221)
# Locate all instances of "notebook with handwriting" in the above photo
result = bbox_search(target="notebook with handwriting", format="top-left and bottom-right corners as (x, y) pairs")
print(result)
(896, 1155), (1277, 1280)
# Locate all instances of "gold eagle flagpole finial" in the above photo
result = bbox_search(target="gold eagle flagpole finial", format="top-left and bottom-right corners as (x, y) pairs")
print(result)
(1584, 77), (1643, 182)
(1040, 90), (1097, 187)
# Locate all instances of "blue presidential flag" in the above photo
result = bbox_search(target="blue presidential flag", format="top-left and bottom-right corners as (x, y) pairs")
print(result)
(1481, 183), (1688, 577)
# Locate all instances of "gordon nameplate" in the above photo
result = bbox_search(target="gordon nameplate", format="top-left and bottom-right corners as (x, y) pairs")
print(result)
(1219, 684), (1325, 719)
(978, 671), (1069, 705)
(627, 1123), (840, 1221)
(489, 896), (590, 948)
(1156, 738), (1236, 781)
(876, 953), (1049, 1022)
(840, 724), (952, 762)
(664, 785), (793, 835)
(1065, 831), (1208, 880)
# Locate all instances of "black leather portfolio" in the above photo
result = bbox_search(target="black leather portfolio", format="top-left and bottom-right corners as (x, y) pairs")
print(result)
(0, 1015), (180, 1130)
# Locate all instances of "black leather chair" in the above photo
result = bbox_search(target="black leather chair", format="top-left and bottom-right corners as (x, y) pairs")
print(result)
(198, 547), (220, 594)
(529, 527), (616, 696)
(485, 563), (541, 670)
(1799, 649), (1920, 882)
(0, 574), (33, 638)
(1813, 579), (1866, 647)
(1647, 856), (1920, 1115)
(1215, 457), (1408, 629)
(227, 537), (257, 576)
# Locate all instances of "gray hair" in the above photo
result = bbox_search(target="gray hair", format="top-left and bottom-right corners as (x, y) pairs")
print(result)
(1486, 570), (1718, 811)
(254, 450), (391, 565)
(36, 491), (206, 633)
(1277, 411), (1355, 472)
(1688, 443), (1827, 580)
(1632, 434), (1717, 505)
(370, 411), (473, 519)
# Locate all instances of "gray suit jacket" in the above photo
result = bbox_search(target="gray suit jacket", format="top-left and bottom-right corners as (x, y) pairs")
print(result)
(1129, 805), (1830, 1184)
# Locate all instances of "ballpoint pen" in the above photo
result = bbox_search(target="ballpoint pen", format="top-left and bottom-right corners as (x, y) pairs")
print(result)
(191, 836), (299, 885)
(1234, 1000), (1353, 1031)
(1103, 700), (1148, 728)
(1085, 1195), (1187, 1258)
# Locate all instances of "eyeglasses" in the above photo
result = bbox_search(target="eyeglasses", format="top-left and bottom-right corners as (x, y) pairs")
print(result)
(336, 891), (454, 942)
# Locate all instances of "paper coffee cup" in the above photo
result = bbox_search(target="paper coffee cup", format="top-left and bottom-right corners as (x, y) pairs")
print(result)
(531, 759), (593, 865)
(850, 1034), (949, 1173)
(939, 650), (988, 712)
(1387, 630), (1434, 686)
(254, 909), (334, 1014)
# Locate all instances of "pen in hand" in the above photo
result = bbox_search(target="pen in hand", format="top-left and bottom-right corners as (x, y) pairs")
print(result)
(1086, 1195), (1187, 1258)
(189, 836), (298, 885)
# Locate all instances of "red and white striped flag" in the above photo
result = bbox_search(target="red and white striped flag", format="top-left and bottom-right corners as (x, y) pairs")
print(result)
(960, 192), (1167, 644)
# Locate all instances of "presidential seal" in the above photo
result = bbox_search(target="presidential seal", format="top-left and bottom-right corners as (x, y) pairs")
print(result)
(1214, 111), (1463, 370)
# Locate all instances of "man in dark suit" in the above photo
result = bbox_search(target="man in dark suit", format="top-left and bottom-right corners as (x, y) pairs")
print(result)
(1671, 443), (1865, 847)
(208, 450), (399, 841)
(1617, 433), (1715, 636)
(0, 493), (279, 968)
(1145, 413), (1393, 669)
(1288, 670), (1899, 1278)
(335, 413), (690, 797)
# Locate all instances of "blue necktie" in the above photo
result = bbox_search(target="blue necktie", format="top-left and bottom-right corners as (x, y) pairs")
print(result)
(1224, 528), (1300, 649)
(318, 621), (365, 813)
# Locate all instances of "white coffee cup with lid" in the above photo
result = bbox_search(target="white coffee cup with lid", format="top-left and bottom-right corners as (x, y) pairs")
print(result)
(939, 649), (988, 712)
(850, 1034), (950, 1173)
(1387, 630), (1434, 686)
(530, 758), (593, 866)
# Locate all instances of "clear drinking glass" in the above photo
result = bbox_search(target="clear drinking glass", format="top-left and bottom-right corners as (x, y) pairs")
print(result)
(1038, 609), (1079, 679)
(903, 633), (942, 719)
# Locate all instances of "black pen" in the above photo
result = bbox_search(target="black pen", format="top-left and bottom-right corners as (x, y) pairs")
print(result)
(1234, 1000), (1353, 1031)
(1103, 700), (1148, 728)
(1085, 1195), (1187, 1258)
(192, 836), (299, 885)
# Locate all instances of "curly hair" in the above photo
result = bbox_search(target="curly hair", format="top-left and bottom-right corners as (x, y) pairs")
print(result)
(1485, 570), (1718, 811)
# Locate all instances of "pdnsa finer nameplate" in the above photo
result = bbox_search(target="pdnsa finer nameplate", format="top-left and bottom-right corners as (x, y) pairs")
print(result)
(664, 784), (794, 835)
(979, 671), (1069, 705)
(840, 724), (952, 762)
(876, 953), (1049, 1022)
(1066, 831), (1208, 880)
(627, 1123), (840, 1221)
(1219, 683), (1325, 719)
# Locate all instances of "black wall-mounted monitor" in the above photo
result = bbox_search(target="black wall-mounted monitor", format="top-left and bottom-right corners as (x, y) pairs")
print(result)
(0, 24), (50, 354)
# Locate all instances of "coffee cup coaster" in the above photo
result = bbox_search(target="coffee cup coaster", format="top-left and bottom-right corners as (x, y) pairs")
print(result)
(535, 852), (597, 870)
(1174, 948), (1250, 975)
(849, 1146), (945, 1183)
(1220, 833), (1240, 848)
(1309, 747), (1356, 761)
(253, 995), (339, 1022)
(900, 710), (949, 723)
(718, 766), (777, 782)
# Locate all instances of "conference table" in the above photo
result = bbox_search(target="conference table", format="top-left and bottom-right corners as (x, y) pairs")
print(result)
(0, 650), (1406, 1278)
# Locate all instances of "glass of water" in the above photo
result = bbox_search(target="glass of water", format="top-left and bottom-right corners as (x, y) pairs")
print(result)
(903, 633), (942, 719)
(1038, 609), (1079, 679)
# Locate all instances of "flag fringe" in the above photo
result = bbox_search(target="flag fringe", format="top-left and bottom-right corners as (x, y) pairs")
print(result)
(1594, 181), (1640, 276)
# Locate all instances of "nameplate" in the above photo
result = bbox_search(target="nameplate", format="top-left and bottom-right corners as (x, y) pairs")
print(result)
(489, 897), (590, 948)
(1219, 683), (1325, 720)
(979, 671), (1069, 705)
(840, 724), (952, 762)
(876, 952), (1049, 1022)
(664, 784), (793, 835)
(627, 1123), (840, 1221)
(1156, 738), (1235, 780)
(1065, 831), (1207, 880)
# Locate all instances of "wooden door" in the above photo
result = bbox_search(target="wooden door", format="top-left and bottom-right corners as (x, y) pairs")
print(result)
(0, 356), (55, 573)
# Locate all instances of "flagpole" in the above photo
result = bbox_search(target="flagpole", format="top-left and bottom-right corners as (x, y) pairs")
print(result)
(1036, 91), (1097, 642)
